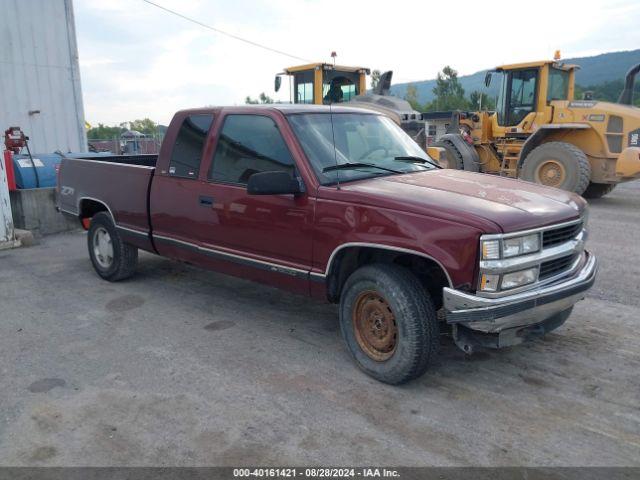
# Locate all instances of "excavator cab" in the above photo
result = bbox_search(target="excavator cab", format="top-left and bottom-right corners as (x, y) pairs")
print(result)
(484, 61), (577, 131)
(275, 63), (369, 105)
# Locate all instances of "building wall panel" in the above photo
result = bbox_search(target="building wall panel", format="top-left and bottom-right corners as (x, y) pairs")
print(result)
(0, 0), (86, 153)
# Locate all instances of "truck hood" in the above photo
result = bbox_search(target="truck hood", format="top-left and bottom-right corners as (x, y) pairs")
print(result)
(335, 169), (586, 233)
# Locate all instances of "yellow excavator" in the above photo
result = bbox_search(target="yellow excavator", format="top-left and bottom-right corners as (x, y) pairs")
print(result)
(434, 57), (640, 197)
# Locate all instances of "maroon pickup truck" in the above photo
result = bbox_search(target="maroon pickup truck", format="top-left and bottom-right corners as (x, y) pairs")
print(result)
(57, 105), (597, 384)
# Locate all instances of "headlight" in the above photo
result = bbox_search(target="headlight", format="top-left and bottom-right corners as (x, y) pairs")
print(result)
(502, 233), (540, 258)
(481, 233), (540, 260)
(500, 267), (538, 290)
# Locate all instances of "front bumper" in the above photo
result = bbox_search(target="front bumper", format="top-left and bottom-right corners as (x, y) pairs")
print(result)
(443, 251), (597, 347)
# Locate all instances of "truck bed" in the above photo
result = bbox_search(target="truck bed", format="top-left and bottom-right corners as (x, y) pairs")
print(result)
(56, 155), (156, 250)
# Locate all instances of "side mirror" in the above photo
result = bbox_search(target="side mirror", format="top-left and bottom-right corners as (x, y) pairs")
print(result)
(247, 171), (303, 195)
(274, 76), (282, 92)
(484, 71), (492, 88)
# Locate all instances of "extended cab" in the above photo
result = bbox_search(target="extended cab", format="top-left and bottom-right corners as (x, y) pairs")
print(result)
(57, 105), (597, 384)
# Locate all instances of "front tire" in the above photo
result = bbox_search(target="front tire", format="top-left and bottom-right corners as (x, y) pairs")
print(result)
(339, 264), (439, 384)
(87, 212), (138, 281)
(520, 142), (591, 194)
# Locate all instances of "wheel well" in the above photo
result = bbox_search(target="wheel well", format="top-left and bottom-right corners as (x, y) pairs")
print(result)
(326, 246), (450, 309)
(79, 199), (110, 220)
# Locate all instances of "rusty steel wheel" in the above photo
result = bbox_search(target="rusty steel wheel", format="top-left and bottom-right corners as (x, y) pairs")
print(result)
(534, 159), (566, 188)
(352, 291), (398, 362)
(339, 264), (439, 384)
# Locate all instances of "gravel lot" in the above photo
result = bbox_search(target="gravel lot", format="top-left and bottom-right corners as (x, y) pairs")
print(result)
(0, 182), (639, 467)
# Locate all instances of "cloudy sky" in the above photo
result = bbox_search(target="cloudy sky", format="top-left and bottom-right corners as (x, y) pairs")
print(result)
(75, 0), (640, 125)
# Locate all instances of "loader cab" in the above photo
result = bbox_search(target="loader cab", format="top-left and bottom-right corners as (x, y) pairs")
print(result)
(487, 61), (576, 129)
(275, 63), (370, 105)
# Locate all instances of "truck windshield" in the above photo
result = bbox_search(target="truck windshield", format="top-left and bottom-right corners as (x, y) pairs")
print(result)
(287, 113), (435, 185)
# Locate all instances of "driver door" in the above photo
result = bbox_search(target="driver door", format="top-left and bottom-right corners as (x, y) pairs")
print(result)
(193, 112), (315, 294)
(495, 68), (539, 127)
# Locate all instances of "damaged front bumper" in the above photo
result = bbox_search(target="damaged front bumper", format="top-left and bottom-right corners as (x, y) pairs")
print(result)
(443, 251), (597, 352)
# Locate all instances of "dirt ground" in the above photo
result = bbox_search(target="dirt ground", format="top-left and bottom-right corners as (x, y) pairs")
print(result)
(0, 182), (638, 466)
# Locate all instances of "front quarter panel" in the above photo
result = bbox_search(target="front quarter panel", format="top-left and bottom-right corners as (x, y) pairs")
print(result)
(312, 195), (483, 292)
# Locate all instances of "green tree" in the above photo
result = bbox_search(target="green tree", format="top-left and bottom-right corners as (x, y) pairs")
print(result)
(86, 123), (125, 140)
(128, 118), (159, 135)
(575, 79), (640, 106)
(404, 84), (421, 110)
(245, 92), (274, 104)
(87, 118), (159, 139)
(426, 66), (469, 111)
(469, 90), (496, 110)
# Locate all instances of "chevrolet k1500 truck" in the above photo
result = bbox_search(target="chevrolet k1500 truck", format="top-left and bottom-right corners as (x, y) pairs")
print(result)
(57, 105), (597, 384)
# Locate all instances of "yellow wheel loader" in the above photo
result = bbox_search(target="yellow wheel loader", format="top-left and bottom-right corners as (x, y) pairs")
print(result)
(434, 60), (640, 198)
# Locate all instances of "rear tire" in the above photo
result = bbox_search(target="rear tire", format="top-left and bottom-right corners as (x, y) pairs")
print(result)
(339, 264), (438, 384)
(87, 212), (138, 281)
(433, 140), (464, 170)
(582, 182), (616, 199)
(520, 142), (591, 195)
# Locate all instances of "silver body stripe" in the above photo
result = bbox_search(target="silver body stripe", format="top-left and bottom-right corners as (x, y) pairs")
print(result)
(69, 198), (454, 286)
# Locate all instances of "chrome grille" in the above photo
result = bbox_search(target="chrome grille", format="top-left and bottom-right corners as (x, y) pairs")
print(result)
(543, 222), (583, 248)
(539, 254), (577, 280)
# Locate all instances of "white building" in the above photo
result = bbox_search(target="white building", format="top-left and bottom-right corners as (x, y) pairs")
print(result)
(423, 111), (453, 145)
(0, 0), (87, 153)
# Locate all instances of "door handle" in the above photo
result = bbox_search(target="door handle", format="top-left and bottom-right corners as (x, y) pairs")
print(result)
(199, 195), (214, 206)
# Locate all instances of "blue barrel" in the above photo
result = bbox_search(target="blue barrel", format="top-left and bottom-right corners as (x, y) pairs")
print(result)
(12, 153), (62, 189)
(11, 152), (115, 189)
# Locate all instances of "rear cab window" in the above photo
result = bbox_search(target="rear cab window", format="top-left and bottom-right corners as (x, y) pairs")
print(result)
(168, 114), (214, 178)
(208, 114), (295, 184)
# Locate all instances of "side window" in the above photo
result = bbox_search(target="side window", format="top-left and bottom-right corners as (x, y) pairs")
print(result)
(168, 114), (213, 178)
(547, 68), (570, 102)
(293, 70), (314, 104)
(296, 82), (314, 104)
(209, 115), (295, 184)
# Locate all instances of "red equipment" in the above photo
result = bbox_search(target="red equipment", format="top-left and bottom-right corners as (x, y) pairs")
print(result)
(2, 127), (26, 191)
(2, 150), (16, 191)
(4, 126), (27, 154)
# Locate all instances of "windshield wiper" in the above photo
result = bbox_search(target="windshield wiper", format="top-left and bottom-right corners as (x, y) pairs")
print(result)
(394, 156), (442, 169)
(322, 162), (402, 174)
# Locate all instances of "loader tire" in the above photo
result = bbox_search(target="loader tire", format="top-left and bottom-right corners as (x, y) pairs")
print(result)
(339, 263), (439, 385)
(520, 142), (591, 195)
(87, 212), (138, 282)
(582, 182), (616, 199)
(433, 140), (464, 170)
